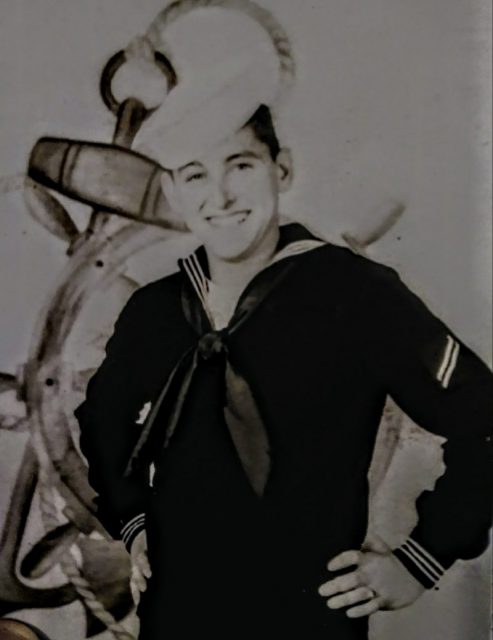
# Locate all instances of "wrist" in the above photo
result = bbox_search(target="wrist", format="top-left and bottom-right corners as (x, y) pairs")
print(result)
(121, 513), (146, 552)
(392, 538), (445, 589)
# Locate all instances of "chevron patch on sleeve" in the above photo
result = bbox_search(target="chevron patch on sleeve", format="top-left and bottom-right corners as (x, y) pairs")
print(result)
(435, 335), (460, 389)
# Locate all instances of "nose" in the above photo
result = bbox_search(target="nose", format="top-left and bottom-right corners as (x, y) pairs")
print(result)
(208, 176), (236, 211)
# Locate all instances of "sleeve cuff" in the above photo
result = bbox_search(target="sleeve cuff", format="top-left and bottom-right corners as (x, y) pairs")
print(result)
(120, 513), (146, 551)
(393, 538), (446, 589)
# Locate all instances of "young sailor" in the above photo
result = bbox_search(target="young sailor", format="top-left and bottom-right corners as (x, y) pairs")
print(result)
(75, 37), (492, 640)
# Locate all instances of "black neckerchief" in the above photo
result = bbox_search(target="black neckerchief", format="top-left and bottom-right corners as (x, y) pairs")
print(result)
(125, 223), (323, 496)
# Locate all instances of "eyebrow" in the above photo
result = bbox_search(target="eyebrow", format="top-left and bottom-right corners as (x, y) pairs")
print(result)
(225, 151), (262, 163)
(177, 161), (205, 174)
(176, 150), (262, 174)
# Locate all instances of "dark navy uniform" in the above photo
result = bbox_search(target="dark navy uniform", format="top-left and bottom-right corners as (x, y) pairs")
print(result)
(75, 224), (492, 639)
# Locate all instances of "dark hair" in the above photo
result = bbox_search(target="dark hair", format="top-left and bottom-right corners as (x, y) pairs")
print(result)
(244, 105), (281, 160)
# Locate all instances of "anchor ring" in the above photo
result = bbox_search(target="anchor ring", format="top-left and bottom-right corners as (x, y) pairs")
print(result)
(100, 49), (177, 117)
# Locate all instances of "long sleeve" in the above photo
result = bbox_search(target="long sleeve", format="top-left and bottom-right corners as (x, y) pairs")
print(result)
(74, 290), (151, 546)
(366, 264), (492, 587)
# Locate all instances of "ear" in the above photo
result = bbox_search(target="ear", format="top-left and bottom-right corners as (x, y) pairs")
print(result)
(275, 147), (293, 193)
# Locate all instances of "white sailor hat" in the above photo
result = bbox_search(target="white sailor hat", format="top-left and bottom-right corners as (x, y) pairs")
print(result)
(133, 7), (285, 169)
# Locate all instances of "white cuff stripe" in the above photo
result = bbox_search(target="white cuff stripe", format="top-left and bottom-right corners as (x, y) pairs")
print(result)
(121, 515), (146, 540)
(121, 521), (146, 546)
(401, 543), (442, 582)
(404, 540), (444, 577)
(121, 517), (145, 541)
(121, 514), (145, 532)
(406, 538), (445, 575)
(399, 545), (440, 584)
(442, 341), (459, 389)
(121, 513), (145, 532)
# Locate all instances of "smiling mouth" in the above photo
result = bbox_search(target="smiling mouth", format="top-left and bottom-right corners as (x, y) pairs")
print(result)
(205, 210), (251, 227)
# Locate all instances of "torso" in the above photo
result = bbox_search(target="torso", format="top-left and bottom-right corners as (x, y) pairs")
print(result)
(132, 240), (386, 638)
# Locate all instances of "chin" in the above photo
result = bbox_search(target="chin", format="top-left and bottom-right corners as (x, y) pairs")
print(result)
(207, 239), (257, 262)
(198, 214), (278, 262)
(200, 225), (261, 262)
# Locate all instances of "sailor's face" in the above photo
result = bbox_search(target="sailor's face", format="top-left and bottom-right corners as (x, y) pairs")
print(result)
(162, 126), (292, 261)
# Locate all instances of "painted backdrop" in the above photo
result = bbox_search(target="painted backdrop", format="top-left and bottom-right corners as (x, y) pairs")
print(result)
(0, 1), (491, 639)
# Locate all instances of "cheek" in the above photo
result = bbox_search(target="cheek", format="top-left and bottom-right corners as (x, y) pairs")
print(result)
(181, 211), (207, 237)
(176, 188), (207, 223)
(230, 170), (276, 204)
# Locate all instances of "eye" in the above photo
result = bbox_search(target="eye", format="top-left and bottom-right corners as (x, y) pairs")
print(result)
(185, 172), (206, 183)
(232, 162), (254, 172)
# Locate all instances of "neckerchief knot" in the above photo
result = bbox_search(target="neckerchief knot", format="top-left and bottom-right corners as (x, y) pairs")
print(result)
(198, 329), (228, 360)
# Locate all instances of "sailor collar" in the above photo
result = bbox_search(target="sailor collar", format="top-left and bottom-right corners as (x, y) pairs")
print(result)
(125, 224), (326, 495)
(178, 223), (325, 324)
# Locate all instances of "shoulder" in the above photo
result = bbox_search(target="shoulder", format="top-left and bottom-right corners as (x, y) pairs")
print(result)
(111, 270), (186, 340)
(304, 241), (402, 291)
(123, 270), (183, 314)
(303, 243), (431, 328)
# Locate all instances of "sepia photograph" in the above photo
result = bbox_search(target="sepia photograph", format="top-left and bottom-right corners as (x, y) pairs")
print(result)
(0, 1), (491, 638)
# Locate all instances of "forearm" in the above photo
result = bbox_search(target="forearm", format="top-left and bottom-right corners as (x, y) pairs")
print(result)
(74, 288), (152, 540)
(368, 264), (493, 587)
(76, 398), (151, 540)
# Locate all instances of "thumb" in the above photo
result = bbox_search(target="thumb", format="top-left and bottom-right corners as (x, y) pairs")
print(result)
(141, 552), (152, 579)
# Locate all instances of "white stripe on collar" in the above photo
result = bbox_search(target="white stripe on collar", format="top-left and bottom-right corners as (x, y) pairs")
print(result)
(183, 238), (325, 293)
(182, 256), (208, 302)
(268, 239), (326, 266)
(182, 238), (326, 329)
(190, 253), (209, 292)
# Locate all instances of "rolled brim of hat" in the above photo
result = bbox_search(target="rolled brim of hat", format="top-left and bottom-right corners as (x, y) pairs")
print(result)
(133, 43), (280, 169)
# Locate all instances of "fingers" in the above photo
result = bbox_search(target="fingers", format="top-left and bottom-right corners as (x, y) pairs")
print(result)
(319, 571), (360, 597)
(321, 549), (384, 618)
(130, 578), (140, 605)
(130, 564), (147, 605)
(135, 551), (152, 582)
(130, 551), (152, 604)
(327, 587), (375, 610)
(132, 565), (147, 592)
(327, 550), (362, 572)
(346, 597), (383, 619)
(140, 552), (152, 579)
